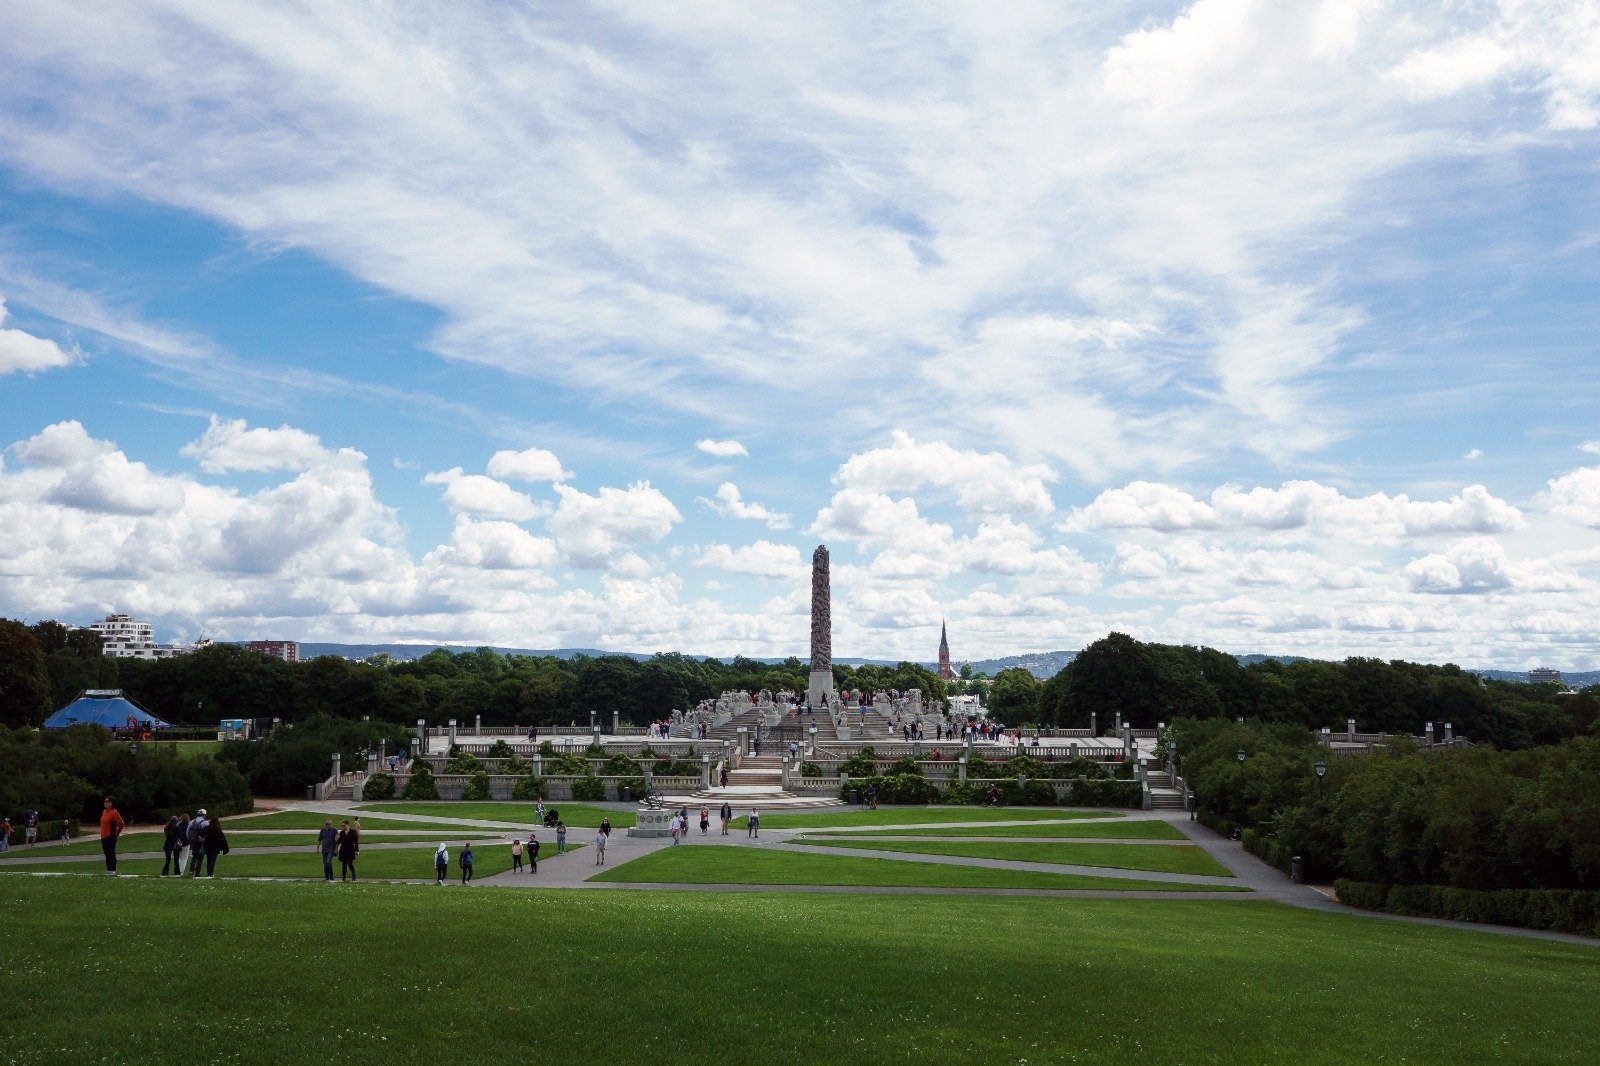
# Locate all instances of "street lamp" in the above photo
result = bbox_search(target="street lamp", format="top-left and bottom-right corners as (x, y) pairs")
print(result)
(1236, 748), (1246, 765)
(1314, 759), (1326, 780)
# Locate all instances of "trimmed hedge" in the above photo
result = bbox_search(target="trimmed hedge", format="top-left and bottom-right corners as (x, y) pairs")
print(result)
(362, 772), (395, 800)
(838, 773), (941, 805)
(463, 771), (491, 801)
(1335, 879), (1600, 937)
(402, 763), (439, 800)
(571, 776), (605, 801)
(1060, 778), (1142, 808)
(511, 775), (547, 801)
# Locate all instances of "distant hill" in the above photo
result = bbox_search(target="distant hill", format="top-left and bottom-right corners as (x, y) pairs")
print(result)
(966, 651), (1079, 678)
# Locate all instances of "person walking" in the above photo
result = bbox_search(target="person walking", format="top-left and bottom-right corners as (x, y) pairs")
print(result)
(670, 813), (682, 845)
(511, 838), (524, 873)
(747, 810), (760, 839)
(317, 819), (337, 881)
(535, 799), (545, 825)
(434, 843), (449, 884)
(24, 809), (38, 846)
(202, 816), (229, 877)
(528, 833), (540, 873)
(99, 796), (124, 875)
(599, 816), (612, 839)
(186, 810), (208, 876)
(160, 816), (180, 875)
(459, 842), (474, 884)
(337, 819), (359, 881)
(173, 813), (191, 874)
(594, 827), (608, 865)
(720, 801), (731, 836)
(555, 821), (567, 854)
(699, 805), (709, 836)
(0, 816), (10, 853)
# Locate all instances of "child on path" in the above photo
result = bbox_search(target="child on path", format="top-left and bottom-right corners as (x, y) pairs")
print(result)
(511, 839), (524, 872)
(435, 843), (449, 884)
(555, 821), (567, 853)
(460, 842), (475, 884)
(699, 805), (709, 835)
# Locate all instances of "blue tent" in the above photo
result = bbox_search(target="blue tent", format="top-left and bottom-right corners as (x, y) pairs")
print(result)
(43, 693), (169, 731)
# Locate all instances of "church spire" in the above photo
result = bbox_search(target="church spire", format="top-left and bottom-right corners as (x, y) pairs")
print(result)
(937, 619), (953, 680)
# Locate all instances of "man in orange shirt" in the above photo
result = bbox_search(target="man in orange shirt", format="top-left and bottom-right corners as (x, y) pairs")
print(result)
(99, 796), (125, 875)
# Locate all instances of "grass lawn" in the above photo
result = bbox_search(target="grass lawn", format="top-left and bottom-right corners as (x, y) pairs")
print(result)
(0, 842), (583, 881)
(3, 878), (1594, 1064)
(758, 806), (1124, 829)
(228, 810), (517, 831)
(791, 838), (1234, 877)
(591, 844), (1235, 891)
(358, 801), (635, 828)
(0, 831), (497, 859)
(807, 818), (1186, 840)
(168, 740), (222, 758)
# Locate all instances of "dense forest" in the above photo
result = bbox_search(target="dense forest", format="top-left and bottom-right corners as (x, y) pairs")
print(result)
(0, 618), (947, 729)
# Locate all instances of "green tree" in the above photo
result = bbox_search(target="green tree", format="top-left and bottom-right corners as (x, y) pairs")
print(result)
(0, 619), (52, 727)
(986, 667), (1040, 721)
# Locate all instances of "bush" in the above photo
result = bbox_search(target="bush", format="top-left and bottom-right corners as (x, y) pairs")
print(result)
(1064, 778), (1143, 808)
(512, 775), (548, 801)
(651, 759), (700, 777)
(544, 753), (589, 776)
(584, 743), (606, 757)
(486, 739), (516, 759)
(403, 763), (438, 800)
(615, 777), (646, 801)
(996, 778), (1057, 806)
(837, 773), (940, 805)
(800, 761), (822, 777)
(444, 750), (483, 775)
(886, 757), (923, 777)
(601, 754), (639, 776)
(362, 772), (395, 800)
(839, 747), (879, 777)
(500, 754), (530, 775)
(1334, 879), (1389, 911)
(463, 771), (491, 801)
(1043, 756), (1107, 780)
(1338, 879), (1600, 937)
(537, 741), (557, 758)
(571, 776), (605, 801)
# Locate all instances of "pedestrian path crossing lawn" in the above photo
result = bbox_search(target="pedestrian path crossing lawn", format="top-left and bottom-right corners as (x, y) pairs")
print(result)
(0, 843), (582, 881)
(0, 830), (497, 859)
(758, 806), (1125, 829)
(358, 802), (635, 828)
(3, 878), (1594, 1064)
(591, 844), (1239, 891)
(229, 811), (517, 831)
(791, 838), (1235, 877)
(807, 819), (1186, 840)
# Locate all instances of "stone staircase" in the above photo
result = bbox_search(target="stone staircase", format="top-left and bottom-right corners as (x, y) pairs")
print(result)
(1144, 766), (1186, 810)
(662, 755), (844, 810)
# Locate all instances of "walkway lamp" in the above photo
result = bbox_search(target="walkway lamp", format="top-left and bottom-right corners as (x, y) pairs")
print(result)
(1314, 759), (1326, 783)
(1236, 748), (1246, 765)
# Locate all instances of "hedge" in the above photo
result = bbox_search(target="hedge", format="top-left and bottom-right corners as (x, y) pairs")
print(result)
(511, 775), (547, 801)
(1061, 779), (1142, 807)
(362, 772), (395, 800)
(403, 763), (439, 800)
(1335, 879), (1600, 937)
(570, 776), (605, 801)
(462, 771), (491, 801)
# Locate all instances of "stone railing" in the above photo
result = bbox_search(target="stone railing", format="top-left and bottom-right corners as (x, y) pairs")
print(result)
(383, 773), (707, 803)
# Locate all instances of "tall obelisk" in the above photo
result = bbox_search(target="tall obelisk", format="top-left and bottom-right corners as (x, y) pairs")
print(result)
(808, 544), (837, 706)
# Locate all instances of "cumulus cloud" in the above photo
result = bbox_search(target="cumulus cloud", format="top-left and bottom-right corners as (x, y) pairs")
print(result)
(180, 416), (336, 473)
(0, 297), (75, 374)
(428, 516), (559, 572)
(1404, 538), (1515, 594)
(548, 482), (681, 568)
(1063, 479), (1524, 542)
(834, 432), (1056, 516)
(1549, 467), (1600, 528)
(9, 421), (186, 516)
(696, 439), (748, 458)
(696, 482), (790, 529)
(1464, 448), (1484, 461)
(422, 468), (543, 521)
(697, 541), (806, 580)
(487, 446), (571, 483)
(1580, 441), (1600, 455)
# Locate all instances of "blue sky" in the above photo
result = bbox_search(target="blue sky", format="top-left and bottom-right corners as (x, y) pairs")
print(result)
(1, 1), (1598, 668)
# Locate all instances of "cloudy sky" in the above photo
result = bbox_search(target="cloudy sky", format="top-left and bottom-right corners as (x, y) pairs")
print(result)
(1, 1), (1598, 668)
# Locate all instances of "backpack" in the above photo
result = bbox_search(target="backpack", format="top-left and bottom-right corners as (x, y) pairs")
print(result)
(187, 822), (204, 846)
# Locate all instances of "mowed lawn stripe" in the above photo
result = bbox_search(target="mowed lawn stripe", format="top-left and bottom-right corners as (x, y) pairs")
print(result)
(758, 807), (1125, 829)
(790, 837), (1235, 877)
(357, 802), (635, 828)
(1, 843), (584, 881)
(804, 819), (1185, 840)
(591, 844), (1235, 891)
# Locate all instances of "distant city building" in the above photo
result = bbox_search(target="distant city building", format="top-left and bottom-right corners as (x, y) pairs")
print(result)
(1528, 668), (1563, 685)
(937, 620), (953, 681)
(87, 613), (194, 659)
(245, 640), (300, 663)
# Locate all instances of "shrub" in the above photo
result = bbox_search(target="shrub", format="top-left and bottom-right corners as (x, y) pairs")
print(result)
(1064, 778), (1143, 808)
(537, 741), (557, 758)
(584, 743), (606, 757)
(444, 750), (483, 775)
(1334, 880), (1600, 937)
(1334, 879), (1389, 911)
(362, 772), (395, 800)
(637, 745), (658, 759)
(997, 778), (1057, 806)
(839, 746), (879, 777)
(403, 763), (439, 800)
(615, 777), (646, 801)
(512, 775), (548, 801)
(1043, 756), (1107, 780)
(463, 771), (491, 801)
(651, 759), (700, 777)
(837, 773), (940, 805)
(942, 780), (982, 805)
(571, 776), (605, 801)
(886, 757), (923, 777)
(601, 754), (639, 776)
(486, 739), (516, 760)
(543, 753), (589, 776)
(500, 754), (530, 775)
(800, 761), (822, 777)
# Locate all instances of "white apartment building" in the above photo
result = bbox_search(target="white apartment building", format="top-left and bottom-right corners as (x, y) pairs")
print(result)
(88, 613), (194, 660)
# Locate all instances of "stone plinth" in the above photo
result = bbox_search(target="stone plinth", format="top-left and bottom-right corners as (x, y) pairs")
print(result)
(628, 808), (674, 838)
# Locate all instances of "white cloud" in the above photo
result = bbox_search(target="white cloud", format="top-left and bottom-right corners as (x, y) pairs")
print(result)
(696, 439), (748, 458)
(696, 482), (790, 529)
(9, 421), (186, 516)
(180, 416), (336, 473)
(1463, 448), (1484, 461)
(487, 446), (571, 483)
(834, 432), (1055, 516)
(422, 468), (543, 521)
(1580, 441), (1600, 455)
(428, 516), (559, 572)
(0, 297), (75, 374)
(1549, 466), (1600, 528)
(697, 541), (806, 580)
(548, 481), (681, 568)
(1404, 537), (1515, 594)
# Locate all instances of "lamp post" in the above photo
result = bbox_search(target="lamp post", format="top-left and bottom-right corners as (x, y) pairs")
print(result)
(1236, 748), (1246, 765)
(1314, 758), (1326, 789)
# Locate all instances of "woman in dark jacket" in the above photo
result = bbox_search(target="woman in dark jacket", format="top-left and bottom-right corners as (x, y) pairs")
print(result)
(337, 819), (359, 880)
(161, 816), (181, 877)
(202, 816), (230, 877)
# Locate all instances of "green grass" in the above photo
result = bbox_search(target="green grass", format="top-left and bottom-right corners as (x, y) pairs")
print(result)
(1, 842), (583, 881)
(758, 806), (1123, 829)
(0, 830), (498, 859)
(228, 810), (517, 831)
(591, 844), (1234, 891)
(169, 740), (222, 758)
(2, 878), (1597, 1063)
(791, 838), (1234, 877)
(358, 802), (635, 828)
(807, 818), (1186, 840)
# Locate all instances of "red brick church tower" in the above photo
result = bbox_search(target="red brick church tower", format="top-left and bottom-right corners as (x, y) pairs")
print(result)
(937, 620), (953, 680)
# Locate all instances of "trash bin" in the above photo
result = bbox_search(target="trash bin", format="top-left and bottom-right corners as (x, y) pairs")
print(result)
(306, 785), (314, 800)
(1291, 855), (1305, 884)
(851, 789), (860, 806)
(622, 786), (631, 803)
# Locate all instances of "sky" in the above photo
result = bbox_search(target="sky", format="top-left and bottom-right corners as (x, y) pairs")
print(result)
(1, 0), (1598, 669)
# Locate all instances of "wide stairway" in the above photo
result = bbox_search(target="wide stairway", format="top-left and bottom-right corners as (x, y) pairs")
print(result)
(661, 755), (843, 811)
(1144, 766), (1186, 810)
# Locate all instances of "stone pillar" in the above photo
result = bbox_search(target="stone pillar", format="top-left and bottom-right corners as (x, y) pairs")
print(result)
(592, 724), (602, 748)
(474, 714), (481, 736)
(532, 755), (542, 778)
(1347, 718), (1356, 741)
(781, 755), (791, 789)
(613, 710), (620, 736)
(807, 544), (838, 705)
(736, 727), (749, 757)
(1425, 722), (1434, 748)
(331, 752), (341, 780)
(700, 754), (711, 789)
(1114, 712), (1122, 735)
(1090, 711), (1097, 738)
(366, 752), (378, 774)
(957, 756), (967, 783)
(448, 719), (457, 746)
(1443, 722), (1453, 743)
(413, 737), (423, 761)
